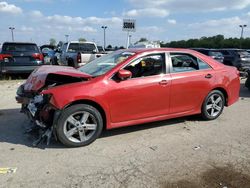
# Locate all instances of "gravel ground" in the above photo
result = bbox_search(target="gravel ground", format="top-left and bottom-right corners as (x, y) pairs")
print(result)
(0, 79), (250, 188)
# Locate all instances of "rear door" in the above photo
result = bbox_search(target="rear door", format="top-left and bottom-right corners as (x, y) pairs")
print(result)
(169, 52), (215, 114)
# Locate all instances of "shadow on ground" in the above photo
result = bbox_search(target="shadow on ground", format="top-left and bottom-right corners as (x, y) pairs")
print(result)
(0, 108), (194, 149)
(0, 85), (248, 149)
(0, 73), (30, 80)
(161, 164), (250, 188)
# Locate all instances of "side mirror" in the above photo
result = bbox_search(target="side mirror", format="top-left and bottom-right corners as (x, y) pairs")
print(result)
(118, 69), (132, 80)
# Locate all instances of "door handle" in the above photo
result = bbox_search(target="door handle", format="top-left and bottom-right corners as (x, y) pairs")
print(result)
(159, 80), (168, 86)
(205, 74), (213, 79)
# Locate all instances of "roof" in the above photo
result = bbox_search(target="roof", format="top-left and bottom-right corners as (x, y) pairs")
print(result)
(121, 47), (198, 54)
(68, 41), (96, 44)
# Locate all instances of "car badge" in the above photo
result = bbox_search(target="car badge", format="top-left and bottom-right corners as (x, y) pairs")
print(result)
(20, 53), (24, 56)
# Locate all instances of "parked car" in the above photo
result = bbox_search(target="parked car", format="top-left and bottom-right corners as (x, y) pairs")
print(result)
(16, 48), (240, 147)
(1, 42), (44, 74)
(97, 46), (105, 53)
(213, 49), (250, 71)
(40, 45), (57, 65)
(192, 48), (224, 63)
(59, 41), (105, 67)
(245, 69), (250, 90)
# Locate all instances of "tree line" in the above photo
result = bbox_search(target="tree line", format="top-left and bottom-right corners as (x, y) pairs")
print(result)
(161, 35), (250, 49)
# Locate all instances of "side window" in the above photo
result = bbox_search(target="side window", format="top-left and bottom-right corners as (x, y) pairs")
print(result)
(124, 54), (165, 78)
(170, 53), (211, 73)
(197, 58), (211, 70)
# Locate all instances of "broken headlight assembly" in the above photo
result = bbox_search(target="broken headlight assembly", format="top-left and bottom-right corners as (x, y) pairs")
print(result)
(27, 94), (52, 117)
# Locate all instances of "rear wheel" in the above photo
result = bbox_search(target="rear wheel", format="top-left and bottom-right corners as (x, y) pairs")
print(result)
(201, 90), (225, 120)
(68, 59), (75, 67)
(56, 104), (103, 147)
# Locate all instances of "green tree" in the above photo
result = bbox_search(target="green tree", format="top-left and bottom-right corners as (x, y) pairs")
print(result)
(49, 38), (56, 46)
(106, 44), (112, 48)
(135, 38), (148, 44)
(78, 38), (86, 42)
(162, 35), (250, 49)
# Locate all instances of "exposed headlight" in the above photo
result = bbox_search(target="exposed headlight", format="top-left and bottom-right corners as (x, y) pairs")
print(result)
(33, 95), (44, 104)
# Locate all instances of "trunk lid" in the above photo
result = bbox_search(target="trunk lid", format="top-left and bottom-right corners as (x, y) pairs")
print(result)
(24, 65), (92, 92)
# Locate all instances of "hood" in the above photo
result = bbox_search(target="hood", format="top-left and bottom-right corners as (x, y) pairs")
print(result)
(24, 65), (92, 92)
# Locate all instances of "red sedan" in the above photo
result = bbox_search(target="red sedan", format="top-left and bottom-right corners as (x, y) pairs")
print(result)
(16, 48), (240, 147)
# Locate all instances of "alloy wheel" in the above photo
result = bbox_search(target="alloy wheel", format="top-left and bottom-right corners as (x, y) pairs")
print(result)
(205, 94), (223, 117)
(63, 111), (97, 143)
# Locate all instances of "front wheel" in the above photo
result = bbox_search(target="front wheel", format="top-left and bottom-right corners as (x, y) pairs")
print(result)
(56, 104), (103, 147)
(201, 90), (225, 120)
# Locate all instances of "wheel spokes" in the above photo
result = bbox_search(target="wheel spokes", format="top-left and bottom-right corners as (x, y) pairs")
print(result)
(80, 112), (90, 124)
(214, 104), (222, 111)
(66, 127), (77, 137)
(85, 124), (97, 130)
(78, 130), (87, 142)
(206, 104), (213, 110)
(67, 115), (78, 126)
(214, 97), (222, 104)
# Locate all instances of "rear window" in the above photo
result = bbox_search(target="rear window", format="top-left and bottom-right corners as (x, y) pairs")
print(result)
(68, 43), (96, 53)
(2, 43), (39, 52)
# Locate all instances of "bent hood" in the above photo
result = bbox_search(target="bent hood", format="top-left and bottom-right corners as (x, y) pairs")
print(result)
(24, 65), (92, 92)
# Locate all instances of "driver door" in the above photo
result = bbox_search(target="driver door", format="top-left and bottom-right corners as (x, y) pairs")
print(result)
(106, 53), (171, 123)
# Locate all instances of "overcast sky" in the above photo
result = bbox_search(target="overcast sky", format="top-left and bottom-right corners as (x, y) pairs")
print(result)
(0, 0), (250, 47)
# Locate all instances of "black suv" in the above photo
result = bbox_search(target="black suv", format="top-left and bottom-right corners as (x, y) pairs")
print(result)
(192, 48), (224, 63)
(0, 42), (44, 74)
(214, 49), (250, 71)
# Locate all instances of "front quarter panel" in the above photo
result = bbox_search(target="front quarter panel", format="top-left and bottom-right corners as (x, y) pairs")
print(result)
(41, 78), (109, 111)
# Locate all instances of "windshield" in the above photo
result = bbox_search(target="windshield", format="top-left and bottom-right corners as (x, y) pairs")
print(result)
(79, 50), (135, 77)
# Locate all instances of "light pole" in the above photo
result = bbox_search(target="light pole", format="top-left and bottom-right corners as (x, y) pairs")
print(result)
(239, 25), (247, 48)
(65, 34), (69, 42)
(101, 26), (107, 50)
(9, 27), (15, 42)
(129, 34), (132, 46)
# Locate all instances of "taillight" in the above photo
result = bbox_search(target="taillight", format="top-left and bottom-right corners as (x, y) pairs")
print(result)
(32, 53), (44, 62)
(0, 54), (12, 61)
(77, 52), (81, 63)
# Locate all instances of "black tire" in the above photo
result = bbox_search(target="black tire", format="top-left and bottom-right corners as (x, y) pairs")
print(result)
(56, 104), (103, 147)
(68, 59), (75, 67)
(201, 90), (225, 120)
(245, 76), (250, 90)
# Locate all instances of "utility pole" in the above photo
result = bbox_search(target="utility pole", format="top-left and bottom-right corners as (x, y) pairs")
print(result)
(101, 26), (107, 50)
(65, 34), (69, 42)
(9, 27), (15, 42)
(239, 25), (247, 48)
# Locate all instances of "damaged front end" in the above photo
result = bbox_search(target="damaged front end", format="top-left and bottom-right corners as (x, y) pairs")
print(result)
(16, 66), (92, 146)
(16, 84), (60, 146)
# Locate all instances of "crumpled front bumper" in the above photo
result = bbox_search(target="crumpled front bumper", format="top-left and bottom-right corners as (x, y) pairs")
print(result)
(16, 84), (61, 145)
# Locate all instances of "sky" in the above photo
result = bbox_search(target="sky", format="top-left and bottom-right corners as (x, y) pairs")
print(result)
(0, 0), (250, 47)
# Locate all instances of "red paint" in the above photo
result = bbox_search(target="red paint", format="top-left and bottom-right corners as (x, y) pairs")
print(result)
(22, 48), (240, 129)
